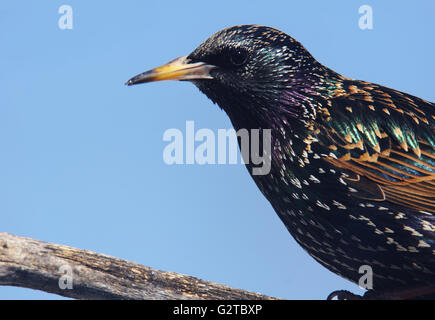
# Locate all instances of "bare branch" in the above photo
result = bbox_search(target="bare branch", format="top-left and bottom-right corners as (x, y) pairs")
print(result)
(0, 232), (278, 300)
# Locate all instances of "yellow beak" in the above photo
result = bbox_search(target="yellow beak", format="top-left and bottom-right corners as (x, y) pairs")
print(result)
(125, 55), (215, 85)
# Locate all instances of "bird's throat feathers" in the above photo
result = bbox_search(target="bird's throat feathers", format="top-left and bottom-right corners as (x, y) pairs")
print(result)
(194, 66), (344, 133)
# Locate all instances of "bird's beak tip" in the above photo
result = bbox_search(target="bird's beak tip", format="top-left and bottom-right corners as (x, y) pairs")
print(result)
(125, 55), (215, 87)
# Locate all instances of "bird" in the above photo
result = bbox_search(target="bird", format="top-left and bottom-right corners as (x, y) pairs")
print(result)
(126, 25), (435, 299)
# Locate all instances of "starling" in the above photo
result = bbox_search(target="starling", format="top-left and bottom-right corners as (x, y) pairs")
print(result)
(126, 25), (435, 299)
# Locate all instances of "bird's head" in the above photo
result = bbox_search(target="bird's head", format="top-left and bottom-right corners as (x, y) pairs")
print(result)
(126, 25), (332, 125)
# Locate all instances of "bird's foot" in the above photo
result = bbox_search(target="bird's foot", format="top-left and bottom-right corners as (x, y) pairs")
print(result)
(327, 289), (394, 300)
(327, 290), (364, 300)
(327, 284), (435, 300)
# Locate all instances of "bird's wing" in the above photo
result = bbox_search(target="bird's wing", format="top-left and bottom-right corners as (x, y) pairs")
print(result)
(314, 81), (435, 213)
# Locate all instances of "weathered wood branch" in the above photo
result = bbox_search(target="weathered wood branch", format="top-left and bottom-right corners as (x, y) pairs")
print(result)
(0, 232), (278, 300)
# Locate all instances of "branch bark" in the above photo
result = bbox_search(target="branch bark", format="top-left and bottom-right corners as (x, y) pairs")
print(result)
(0, 232), (278, 300)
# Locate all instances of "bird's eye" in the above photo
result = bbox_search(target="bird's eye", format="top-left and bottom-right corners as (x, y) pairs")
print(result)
(229, 49), (248, 66)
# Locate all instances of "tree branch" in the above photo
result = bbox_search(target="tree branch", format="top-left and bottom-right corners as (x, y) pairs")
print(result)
(0, 232), (278, 300)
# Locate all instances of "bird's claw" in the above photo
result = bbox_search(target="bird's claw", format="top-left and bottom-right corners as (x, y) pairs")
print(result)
(327, 290), (364, 300)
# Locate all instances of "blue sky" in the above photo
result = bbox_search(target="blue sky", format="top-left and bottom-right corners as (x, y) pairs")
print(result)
(1, 1), (434, 299)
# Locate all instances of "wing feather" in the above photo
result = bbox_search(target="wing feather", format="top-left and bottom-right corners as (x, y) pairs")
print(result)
(316, 80), (435, 213)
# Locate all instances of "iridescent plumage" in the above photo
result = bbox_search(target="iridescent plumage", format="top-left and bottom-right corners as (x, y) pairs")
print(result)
(127, 25), (435, 299)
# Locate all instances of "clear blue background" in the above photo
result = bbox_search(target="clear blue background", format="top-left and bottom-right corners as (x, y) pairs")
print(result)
(1, 0), (434, 299)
